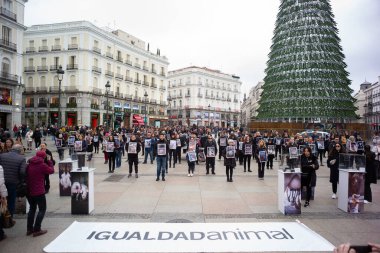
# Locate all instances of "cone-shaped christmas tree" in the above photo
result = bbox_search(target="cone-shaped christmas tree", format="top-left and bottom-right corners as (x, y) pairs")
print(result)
(257, 0), (357, 121)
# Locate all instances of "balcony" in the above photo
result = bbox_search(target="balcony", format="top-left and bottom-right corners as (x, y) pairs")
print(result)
(134, 79), (141, 84)
(51, 45), (61, 51)
(68, 44), (78, 50)
(26, 47), (35, 53)
(205, 94), (210, 99)
(151, 83), (157, 88)
(50, 65), (59, 71)
(125, 76), (133, 82)
(49, 87), (60, 92)
(106, 52), (113, 59)
(234, 88), (238, 92)
(92, 87), (102, 95)
(116, 56), (123, 63)
(143, 66), (149, 71)
(126, 60), (132, 66)
(115, 73), (124, 80)
(38, 102), (48, 108)
(185, 93), (191, 97)
(0, 71), (18, 84)
(66, 64), (78, 70)
(38, 46), (49, 52)
(160, 72), (166, 77)
(105, 70), (114, 77)
(0, 7), (17, 22)
(160, 101), (166, 106)
(142, 81), (150, 87)
(233, 99), (238, 103)
(177, 94), (183, 98)
(151, 69), (156, 74)
(125, 94), (132, 100)
(197, 93), (203, 98)
(50, 103), (59, 108)
(25, 103), (34, 108)
(159, 85), (166, 91)
(37, 65), (49, 72)
(134, 63), (141, 69)
(227, 98), (231, 102)
(104, 105), (113, 111)
(24, 66), (35, 73)
(66, 102), (77, 108)
(91, 104), (99, 110)
(150, 99), (157, 104)
(64, 86), (79, 93)
(0, 39), (16, 52)
(133, 96), (139, 102)
(92, 46), (101, 54)
(92, 66), (102, 74)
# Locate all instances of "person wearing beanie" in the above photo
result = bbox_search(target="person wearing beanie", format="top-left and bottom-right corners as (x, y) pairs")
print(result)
(26, 150), (54, 237)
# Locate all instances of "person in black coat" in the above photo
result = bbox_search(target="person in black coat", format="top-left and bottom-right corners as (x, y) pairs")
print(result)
(32, 127), (42, 149)
(327, 142), (343, 199)
(242, 136), (253, 172)
(364, 145), (377, 203)
(125, 134), (141, 178)
(222, 139), (236, 182)
(205, 135), (218, 175)
(300, 146), (319, 207)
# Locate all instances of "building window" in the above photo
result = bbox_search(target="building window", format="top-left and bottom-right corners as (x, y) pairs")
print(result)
(1, 26), (11, 42)
(29, 40), (34, 47)
(42, 39), (47, 46)
(70, 75), (76, 86)
(68, 97), (76, 104)
(40, 76), (46, 87)
(28, 58), (34, 67)
(93, 77), (98, 88)
(54, 57), (59, 67)
(54, 38), (60, 45)
(28, 77), (33, 86)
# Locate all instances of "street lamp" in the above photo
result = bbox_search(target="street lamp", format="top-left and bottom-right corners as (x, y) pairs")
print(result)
(57, 65), (65, 128)
(228, 107), (231, 128)
(105, 81), (111, 131)
(144, 91), (148, 125)
(208, 104), (211, 127)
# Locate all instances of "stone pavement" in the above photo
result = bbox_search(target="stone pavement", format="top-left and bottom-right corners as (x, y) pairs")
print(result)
(1, 138), (380, 252)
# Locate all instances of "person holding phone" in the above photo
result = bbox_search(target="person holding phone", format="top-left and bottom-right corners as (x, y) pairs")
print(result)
(334, 242), (380, 253)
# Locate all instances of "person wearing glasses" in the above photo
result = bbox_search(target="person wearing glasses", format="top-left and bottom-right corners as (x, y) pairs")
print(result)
(327, 143), (344, 199)
(300, 146), (319, 207)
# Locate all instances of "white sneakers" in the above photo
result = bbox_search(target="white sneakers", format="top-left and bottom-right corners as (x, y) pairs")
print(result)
(332, 193), (337, 199)
(187, 174), (191, 177)
(188, 173), (194, 177)
(364, 200), (371, 204)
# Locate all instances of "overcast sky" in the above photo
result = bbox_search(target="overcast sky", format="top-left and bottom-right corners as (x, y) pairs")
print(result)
(25, 0), (380, 98)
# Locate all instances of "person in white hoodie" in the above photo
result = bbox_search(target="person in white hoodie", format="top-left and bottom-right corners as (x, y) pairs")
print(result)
(25, 129), (33, 151)
(0, 165), (8, 241)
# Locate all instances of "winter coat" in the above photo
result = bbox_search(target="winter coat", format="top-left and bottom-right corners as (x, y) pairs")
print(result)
(0, 165), (7, 197)
(366, 152), (378, 184)
(0, 150), (27, 185)
(327, 152), (340, 183)
(205, 140), (218, 157)
(26, 156), (54, 196)
(126, 141), (141, 161)
(222, 147), (236, 167)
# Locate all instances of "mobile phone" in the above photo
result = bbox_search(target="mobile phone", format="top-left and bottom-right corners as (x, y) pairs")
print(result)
(349, 245), (372, 253)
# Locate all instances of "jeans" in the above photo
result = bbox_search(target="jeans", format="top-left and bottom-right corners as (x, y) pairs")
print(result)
(144, 148), (153, 163)
(226, 165), (234, 180)
(258, 162), (265, 178)
(108, 152), (116, 171)
(27, 194), (47, 232)
(156, 156), (167, 179)
(115, 150), (122, 168)
(5, 183), (17, 217)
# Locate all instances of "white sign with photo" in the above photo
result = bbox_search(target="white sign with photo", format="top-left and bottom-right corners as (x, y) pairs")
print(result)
(106, 142), (115, 153)
(226, 146), (235, 158)
(74, 141), (82, 152)
(68, 136), (75, 146)
(176, 139), (181, 147)
(55, 139), (62, 148)
(259, 151), (267, 163)
(157, 144), (166, 156)
(219, 137), (227, 147)
(267, 145), (275, 155)
(357, 141), (364, 151)
(189, 140), (196, 151)
(144, 139), (151, 149)
(317, 141), (325, 150)
(169, 140), (177, 150)
(44, 221), (335, 253)
(239, 142), (243, 150)
(244, 144), (252, 155)
(289, 147), (298, 159)
(207, 147), (216, 157)
(128, 142), (137, 154)
(187, 151), (197, 162)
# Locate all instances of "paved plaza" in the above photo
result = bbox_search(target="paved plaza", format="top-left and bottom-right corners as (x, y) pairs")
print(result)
(1, 138), (380, 252)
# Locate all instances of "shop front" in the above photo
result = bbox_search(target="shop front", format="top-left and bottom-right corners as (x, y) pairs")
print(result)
(66, 112), (77, 127)
(90, 112), (99, 129)
(123, 102), (131, 128)
(50, 111), (58, 126)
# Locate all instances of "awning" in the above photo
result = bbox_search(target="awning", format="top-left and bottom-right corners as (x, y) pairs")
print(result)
(133, 114), (144, 125)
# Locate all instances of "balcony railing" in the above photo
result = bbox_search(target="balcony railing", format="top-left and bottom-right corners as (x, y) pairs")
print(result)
(151, 69), (156, 74)
(92, 46), (101, 54)
(105, 70), (114, 77)
(116, 56), (123, 62)
(68, 44), (78, 50)
(142, 81), (150, 86)
(38, 46), (49, 52)
(177, 94), (183, 98)
(24, 66), (35, 72)
(150, 99), (157, 104)
(126, 60), (132, 66)
(66, 102), (77, 108)
(92, 66), (102, 74)
(142, 66), (149, 71)
(134, 79), (141, 84)
(159, 85), (166, 91)
(66, 64), (78, 70)
(0, 39), (16, 52)
(125, 94), (132, 100)
(50, 103), (59, 108)
(38, 102), (48, 108)
(37, 65), (49, 72)
(91, 104), (99, 110)
(0, 71), (18, 83)
(0, 7), (17, 22)
(106, 52), (113, 59)
(49, 87), (60, 92)
(115, 73), (124, 80)
(92, 87), (102, 95)
(50, 65), (59, 71)
(51, 45), (61, 51)
(233, 99), (238, 102)
(134, 63), (141, 69)
(151, 83), (157, 88)
(125, 76), (133, 82)
(26, 47), (35, 53)
(160, 72), (166, 77)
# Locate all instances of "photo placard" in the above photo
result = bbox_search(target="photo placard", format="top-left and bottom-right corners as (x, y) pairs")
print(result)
(276, 138), (282, 145)
(219, 137), (227, 147)
(176, 139), (181, 147)
(317, 141), (325, 150)
(74, 141), (82, 152)
(55, 139), (62, 148)
(357, 141), (364, 151)
(106, 142), (115, 153)
(259, 150), (267, 163)
(189, 140), (196, 151)
(128, 142), (137, 154)
(244, 144), (252, 155)
(239, 142), (243, 150)
(144, 139), (151, 148)
(207, 147), (216, 157)
(309, 144), (317, 154)
(187, 151), (197, 162)
(226, 146), (235, 158)
(298, 145), (305, 156)
(93, 136), (99, 142)
(268, 145), (275, 155)
(289, 147), (298, 159)
(157, 144), (167, 156)
(68, 136), (75, 146)
(169, 140), (177, 150)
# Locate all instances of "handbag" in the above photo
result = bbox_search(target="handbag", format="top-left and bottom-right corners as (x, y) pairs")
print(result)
(0, 202), (15, 229)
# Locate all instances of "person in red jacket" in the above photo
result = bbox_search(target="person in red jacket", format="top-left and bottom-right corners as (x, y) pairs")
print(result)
(26, 150), (54, 237)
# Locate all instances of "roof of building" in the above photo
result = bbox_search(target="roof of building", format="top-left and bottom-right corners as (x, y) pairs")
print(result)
(169, 66), (239, 79)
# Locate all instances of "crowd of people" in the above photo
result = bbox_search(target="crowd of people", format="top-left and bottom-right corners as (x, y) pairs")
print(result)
(0, 124), (379, 246)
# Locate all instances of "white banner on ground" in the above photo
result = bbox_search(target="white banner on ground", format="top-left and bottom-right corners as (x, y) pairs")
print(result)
(44, 221), (334, 252)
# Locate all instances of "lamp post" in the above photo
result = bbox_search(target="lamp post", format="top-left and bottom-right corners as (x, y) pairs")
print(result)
(208, 104), (211, 127)
(144, 91), (148, 125)
(105, 81), (111, 131)
(228, 107), (231, 128)
(57, 65), (65, 128)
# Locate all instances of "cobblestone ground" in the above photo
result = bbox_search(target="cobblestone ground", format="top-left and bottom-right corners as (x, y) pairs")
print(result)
(2, 137), (379, 253)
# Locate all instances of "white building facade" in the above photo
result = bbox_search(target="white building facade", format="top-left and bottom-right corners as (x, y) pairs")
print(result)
(167, 66), (241, 127)
(353, 81), (371, 124)
(22, 21), (169, 128)
(0, 0), (27, 130)
(240, 81), (263, 127)
(363, 77), (380, 131)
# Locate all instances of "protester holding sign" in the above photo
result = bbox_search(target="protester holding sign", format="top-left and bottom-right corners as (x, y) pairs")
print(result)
(218, 132), (227, 160)
(168, 133), (177, 169)
(155, 133), (169, 181)
(266, 138), (275, 170)
(256, 140), (267, 180)
(126, 135), (141, 178)
(205, 135), (218, 175)
(106, 135), (116, 173)
(143, 132), (153, 164)
(242, 136), (253, 173)
(186, 133), (199, 177)
(223, 140), (236, 182)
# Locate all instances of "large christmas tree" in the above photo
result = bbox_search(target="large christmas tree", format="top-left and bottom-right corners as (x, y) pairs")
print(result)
(257, 0), (357, 121)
